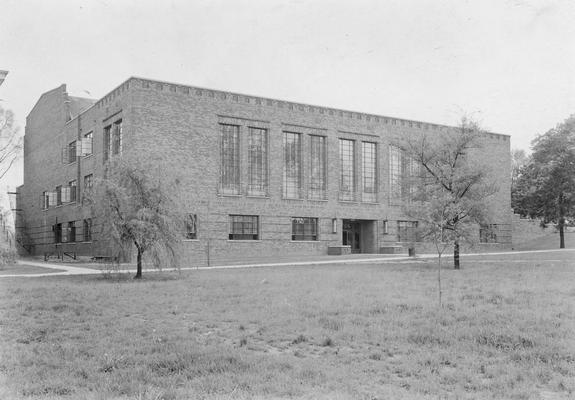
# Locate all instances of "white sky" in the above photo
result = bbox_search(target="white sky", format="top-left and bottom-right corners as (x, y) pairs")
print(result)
(1, 0), (574, 189)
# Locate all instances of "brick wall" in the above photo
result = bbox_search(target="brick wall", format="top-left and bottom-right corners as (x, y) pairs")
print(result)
(18, 77), (512, 264)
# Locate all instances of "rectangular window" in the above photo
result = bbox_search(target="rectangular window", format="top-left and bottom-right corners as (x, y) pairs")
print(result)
(185, 214), (198, 240)
(247, 127), (268, 196)
(309, 135), (327, 200)
(397, 221), (419, 242)
(229, 215), (259, 240)
(283, 132), (302, 199)
(69, 180), (77, 203)
(83, 218), (92, 242)
(54, 223), (62, 244)
(104, 120), (122, 161)
(112, 120), (122, 156)
(104, 125), (111, 161)
(41, 191), (49, 210)
(339, 139), (355, 201)
(83, 132), (93, 156)
(68, 221), (76, 243)
(68, 141), (77, 163)
(84, 174), (93, 190)
(389, 145), (402, 204)
(220, 124), (240, 195)
(362, 142), (377, 202)
(291, 217), (318, 241)
(480, 224), (498, 243)
(56, 185), (62, 206)
(402, 155), (419, 202)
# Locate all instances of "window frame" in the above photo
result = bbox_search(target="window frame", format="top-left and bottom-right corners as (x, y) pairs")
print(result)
(309, 135), (327, 200)
(397, 220), (419, 243)
(283, 132), (302, 199)
(220, 124), (241, 195)
(291, 217), (319, 241)
(83, 132), (93, 156)
(67, 141), (77, 164)
(69, 180), (77, 203)
(247, 127), (268, 196)
(68, 221), (76, 243)
(83, 218), (92, 242)
(185, 214), (198, 240)
(362, 141), (377, 202)
(480, 224), (499, 243)
(229, 215), (259, 240)
(339, 138), (356, 201)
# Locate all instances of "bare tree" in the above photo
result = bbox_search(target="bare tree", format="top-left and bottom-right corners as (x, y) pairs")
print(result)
(0, 105), (23, 181)
(91, 157), (182, 279)
(396, 117), (498, 270)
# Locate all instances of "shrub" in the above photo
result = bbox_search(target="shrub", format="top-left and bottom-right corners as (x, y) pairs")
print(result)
(0, 247), (16, 269)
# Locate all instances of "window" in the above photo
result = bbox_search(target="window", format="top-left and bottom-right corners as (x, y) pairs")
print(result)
(68, 221), (76, 243)
(229, 215), (259, 240)
(309, 135), (327, 200)
(362, 142), (377, 202)
(389, 145), (419, 205)
(389, 145), (402, 204)
(54, 223), (62, 244)
(112, 120), (123, 156)
(292, 217), (318, 241)
(283, 132), (302, 199)
(247, 127), (268, 196)
(69, 180), (77, 202)
(56, 185), (62, 206)
(84, 174), (93, 190)
(41, 191), (49, 210)
(480, 224), (498, 243)
(397, 221), (419, 242)
(339, 139), (355, 201)
(68, 141), (77, 163)
(103, 125), (111, 161)
(83, 132), (93, 155)
(83, 218), (92, 242)
(220, 124), (240, 194)
(185, 214), (197, 240)
(104, 120), (122, 161)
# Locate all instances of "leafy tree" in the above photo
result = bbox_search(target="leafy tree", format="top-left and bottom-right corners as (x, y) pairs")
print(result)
(511, 148), (529, 189)
(92, 157), (182, 279)
(513, 115), (575, 248)
(396, 117), (498, 271)
(0, 105), (23, 181)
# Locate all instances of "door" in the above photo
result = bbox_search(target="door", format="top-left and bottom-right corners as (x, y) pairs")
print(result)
(342, 220), (361, 253)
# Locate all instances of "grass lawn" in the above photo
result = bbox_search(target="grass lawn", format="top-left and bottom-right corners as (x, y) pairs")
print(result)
(0, 252), (574, 399)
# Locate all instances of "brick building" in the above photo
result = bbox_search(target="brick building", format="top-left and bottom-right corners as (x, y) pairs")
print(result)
(16, 77), (512, 264)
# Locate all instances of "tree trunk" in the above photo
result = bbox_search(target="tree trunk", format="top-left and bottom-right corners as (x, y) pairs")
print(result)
(134, 244), (143, 279)
(559, 216), (565, 249)
(438, 253), (442, 307)
(454, 239), (460, 270)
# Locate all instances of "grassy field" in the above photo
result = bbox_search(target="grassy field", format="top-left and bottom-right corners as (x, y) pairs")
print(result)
(0, 251), (574, 399)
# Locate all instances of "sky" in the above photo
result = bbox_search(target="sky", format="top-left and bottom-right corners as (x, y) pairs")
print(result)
(1, 0), (574, 190)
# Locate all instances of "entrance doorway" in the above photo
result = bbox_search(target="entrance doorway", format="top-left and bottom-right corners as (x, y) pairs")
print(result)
(342, 220), (361, 253)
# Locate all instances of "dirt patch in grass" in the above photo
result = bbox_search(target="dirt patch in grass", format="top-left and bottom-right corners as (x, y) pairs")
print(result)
(0, 252), (574, 399)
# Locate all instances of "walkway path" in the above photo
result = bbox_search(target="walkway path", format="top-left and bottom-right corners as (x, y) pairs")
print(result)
(2, 248), (574, 278)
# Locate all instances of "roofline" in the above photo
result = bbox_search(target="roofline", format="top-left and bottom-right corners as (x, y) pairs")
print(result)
(68, 76), (510, 138)
(26, 84), (67, 120)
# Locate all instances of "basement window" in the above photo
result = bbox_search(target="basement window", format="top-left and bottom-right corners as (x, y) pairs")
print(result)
(229, 215), (259, 240)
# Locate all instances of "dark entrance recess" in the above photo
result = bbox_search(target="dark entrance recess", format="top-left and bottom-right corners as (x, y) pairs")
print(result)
(342, 220), (362, 253)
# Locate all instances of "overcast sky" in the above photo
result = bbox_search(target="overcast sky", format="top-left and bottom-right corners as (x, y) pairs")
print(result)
(1, 0), (574, 189)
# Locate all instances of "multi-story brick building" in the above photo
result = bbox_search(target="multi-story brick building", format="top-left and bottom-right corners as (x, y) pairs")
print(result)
(16, 77), (512, 264)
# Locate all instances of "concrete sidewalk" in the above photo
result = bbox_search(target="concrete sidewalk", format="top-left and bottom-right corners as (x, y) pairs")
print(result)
(3, 248), (574, 278)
